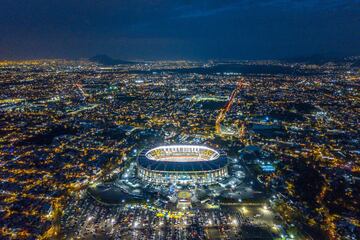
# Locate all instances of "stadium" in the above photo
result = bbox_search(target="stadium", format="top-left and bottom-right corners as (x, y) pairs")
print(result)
(137, 145), (228, 185)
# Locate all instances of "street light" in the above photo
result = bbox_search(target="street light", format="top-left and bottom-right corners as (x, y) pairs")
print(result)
(133, 221), (138, 228)
(261, 205), (270, 214)
(232, 219), (238, 226)
(241, 207), (248, 213)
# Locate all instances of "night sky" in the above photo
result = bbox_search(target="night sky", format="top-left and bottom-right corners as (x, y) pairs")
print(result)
(1, 0), (359, 60)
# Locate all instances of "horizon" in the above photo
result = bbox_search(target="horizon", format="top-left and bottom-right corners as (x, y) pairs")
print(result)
(1, 53), (358, 62)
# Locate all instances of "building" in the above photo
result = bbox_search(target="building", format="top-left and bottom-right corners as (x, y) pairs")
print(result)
(137, 145), (228, 185)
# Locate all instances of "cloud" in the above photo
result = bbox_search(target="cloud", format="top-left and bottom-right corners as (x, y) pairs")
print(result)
(175, 2), (243, 18)
(0, 0), (359, 59)
(173, 0), (360, 19)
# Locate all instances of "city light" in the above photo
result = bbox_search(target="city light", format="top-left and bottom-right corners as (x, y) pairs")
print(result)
(232, 219), (238, 226)
(241, 207), (248, 213)
(133, 221), (139, 228)
(1, 51), (358, 240)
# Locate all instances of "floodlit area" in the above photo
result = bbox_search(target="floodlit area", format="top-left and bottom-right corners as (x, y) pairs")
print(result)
(145, 145), (220, 162)
(58, 151), (292, 240)
(137, 145), (228, 185)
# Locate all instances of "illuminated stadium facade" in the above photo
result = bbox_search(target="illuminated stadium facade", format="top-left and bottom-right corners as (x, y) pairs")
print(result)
(137, 145), (228, 184)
